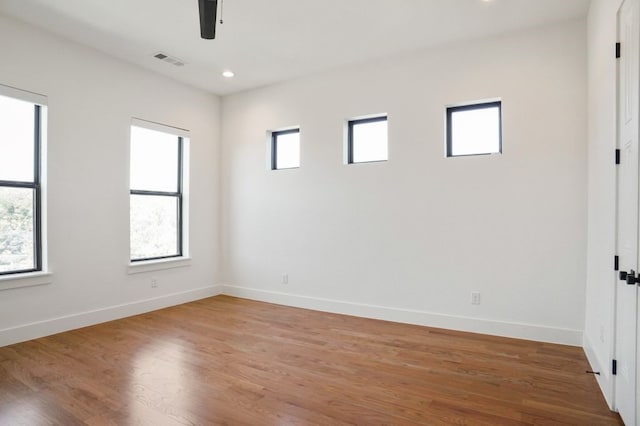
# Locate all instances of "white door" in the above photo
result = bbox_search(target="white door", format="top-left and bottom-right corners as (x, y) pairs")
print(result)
(615, 0), (640, 424)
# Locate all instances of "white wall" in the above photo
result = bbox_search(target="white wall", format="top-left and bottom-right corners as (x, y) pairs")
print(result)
(221, 20), (588, 345)
(0, 15), (222, 346)
(584, 0), (624, 409)
(0, 12), (592, 350)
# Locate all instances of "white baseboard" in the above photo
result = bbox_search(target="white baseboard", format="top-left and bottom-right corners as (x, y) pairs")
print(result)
(222, 285), (583, 346)
(1, 284), (584, 349)
(583, 333), (614, 410)
(0, 285), (223, 347)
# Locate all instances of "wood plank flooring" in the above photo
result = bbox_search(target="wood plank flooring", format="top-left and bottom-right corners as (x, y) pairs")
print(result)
(0, 295), (622, 425)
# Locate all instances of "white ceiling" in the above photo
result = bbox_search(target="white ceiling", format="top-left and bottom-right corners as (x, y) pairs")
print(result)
(0, 0), (590, 96)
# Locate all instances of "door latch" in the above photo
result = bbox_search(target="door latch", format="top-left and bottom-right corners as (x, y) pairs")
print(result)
(620, 269), (640, 285)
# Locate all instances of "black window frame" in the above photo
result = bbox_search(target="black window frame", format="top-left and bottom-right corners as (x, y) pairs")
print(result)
(0, 103), (42, 276)
(271, 128), (300, 170)
(347, 115), (388, 164)
(446, 101), (502, 158)
(129, 134), (183, 262)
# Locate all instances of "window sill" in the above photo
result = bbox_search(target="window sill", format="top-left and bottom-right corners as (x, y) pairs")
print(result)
(128, 257), (192, 275)
(0, 271), (53, 291)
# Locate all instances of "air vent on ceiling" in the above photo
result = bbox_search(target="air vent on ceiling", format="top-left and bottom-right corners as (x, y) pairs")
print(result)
(153, 52), (185, 67)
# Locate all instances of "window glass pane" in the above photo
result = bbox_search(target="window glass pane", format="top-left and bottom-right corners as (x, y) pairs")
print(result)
(275, 132), (300, 169)
(352, 119), (388, 163)
(0, 95), (35, 182)
(130, 194), (178, 260)
(0, 187), (35, 273)
(130, 126), (179, 192)
(450, 106), (500, 156)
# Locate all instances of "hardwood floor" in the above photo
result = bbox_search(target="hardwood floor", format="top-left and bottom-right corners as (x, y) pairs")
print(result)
(0, 296), (622, 425)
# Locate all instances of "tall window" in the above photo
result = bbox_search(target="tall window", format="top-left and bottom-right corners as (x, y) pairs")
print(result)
(271, 128), (300, 170)
(130, 122), (187, 262)
(0, 90), (45, 275)
(347, 116), (388, 164)
(446, 101), (502, 157)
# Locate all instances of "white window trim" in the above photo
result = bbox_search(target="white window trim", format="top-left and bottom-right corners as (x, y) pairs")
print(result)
(0, 83), (49, 281)
(0, 83), (47, 106)
(0, 271), (52, 291)
(131, 117), (189, 139)
(127, 257), (192, 275)
(128, 118), (190, 264)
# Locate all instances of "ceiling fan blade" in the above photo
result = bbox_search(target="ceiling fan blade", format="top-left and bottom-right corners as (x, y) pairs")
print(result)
(198, 0), (218, 39)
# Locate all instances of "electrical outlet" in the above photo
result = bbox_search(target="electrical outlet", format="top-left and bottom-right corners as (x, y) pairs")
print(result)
(282, 274), (289, 285)
(151, 278), (158, 288)
(471, 292), (481, 305)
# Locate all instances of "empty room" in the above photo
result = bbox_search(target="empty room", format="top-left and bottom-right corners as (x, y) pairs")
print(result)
(0, 0), (636, 424)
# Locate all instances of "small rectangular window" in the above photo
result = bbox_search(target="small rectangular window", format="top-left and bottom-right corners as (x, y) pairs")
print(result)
(130, 122), (187, 262)
(348, 116), (388, 164)
(0, 91), (45, 276)
(271, 129), (300, 170)
(446, 101), (502, 157)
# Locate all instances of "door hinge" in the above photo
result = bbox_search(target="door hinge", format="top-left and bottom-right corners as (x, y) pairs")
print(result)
(613, 359), (618, 375)
(615, 255), (619, 271)
(616, 42), (621, 59)
(616, 149), (621, 164)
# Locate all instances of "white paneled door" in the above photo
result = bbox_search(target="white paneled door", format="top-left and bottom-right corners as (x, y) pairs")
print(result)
(615, 0), (640, 424)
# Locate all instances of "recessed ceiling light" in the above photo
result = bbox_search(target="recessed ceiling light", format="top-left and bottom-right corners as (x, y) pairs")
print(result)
(222, 70), (235, 78)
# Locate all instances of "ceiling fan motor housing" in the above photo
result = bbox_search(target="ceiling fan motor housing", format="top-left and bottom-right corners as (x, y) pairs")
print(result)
(199, 0), (218, 39)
